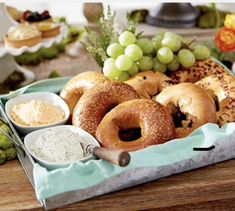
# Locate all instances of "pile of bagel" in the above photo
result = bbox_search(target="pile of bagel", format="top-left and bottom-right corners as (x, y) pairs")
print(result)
(60, 58), (235, 152)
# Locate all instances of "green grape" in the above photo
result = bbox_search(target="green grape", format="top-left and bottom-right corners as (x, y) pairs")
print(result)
(153, 58), (167, 73)
(152, 34), (164, 50)
(115, 55), (133, 71)
(157, 47), (174, 64)
(103, 58), (122, 79)
(193, 45), (211, 60)
(161, 35), (182, 52)
(119, 31), (136, 47)
(137, 56), (153, 71)
(116, 72), (130, 82)
(178, 49), (196, 68)
(167, 55), (180, 71)
(124, 44), (143, 61)
(136, 38), (154, 54)
(127, 62), (139, 75)
(164, 32), (182, 40)
(107, 43), (124, 58)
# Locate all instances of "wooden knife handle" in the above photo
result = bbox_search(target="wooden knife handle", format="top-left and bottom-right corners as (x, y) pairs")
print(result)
(92, 147), (131, 167)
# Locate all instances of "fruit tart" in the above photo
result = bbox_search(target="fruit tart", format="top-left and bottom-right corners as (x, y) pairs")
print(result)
(21, 10), (52, 24)
(5, 24), (42, 48)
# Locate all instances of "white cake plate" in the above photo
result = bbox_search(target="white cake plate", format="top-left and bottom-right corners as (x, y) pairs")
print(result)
(0, 24), (68, 57)
(0, 3), (68, 91)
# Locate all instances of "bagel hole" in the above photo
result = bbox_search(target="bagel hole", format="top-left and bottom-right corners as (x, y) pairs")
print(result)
(172, 107), (187, 128)
(106, 104), (118, 113)
(214, 98), (220, 112)
(118, 128), (142, 142)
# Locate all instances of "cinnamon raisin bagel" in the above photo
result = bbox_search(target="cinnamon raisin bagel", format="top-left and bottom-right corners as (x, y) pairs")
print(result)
(96, 99), (176, 151)
(155, 83), (216, 138)
(195, 73), (235, 126)
(60, 71), (108, 115)
(72, 81), (140, 136)
(169, 58), (227, 84)
(125, 71), (174, 99)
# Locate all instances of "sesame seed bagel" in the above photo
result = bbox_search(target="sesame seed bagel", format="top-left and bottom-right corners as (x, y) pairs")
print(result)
(195, 73), (235, 126)
(125, 71), (174, 99)
(169, 58), (227, 84)
(155, 83), (217, 138)
(72, 81), (140, 137)
(96, 99), (176, 151)
(60, 71), (108, 115)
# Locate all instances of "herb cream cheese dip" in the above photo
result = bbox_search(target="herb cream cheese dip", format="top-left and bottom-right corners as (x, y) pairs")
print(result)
(11, 100), (65, 126)
(30, 127), (84, 163)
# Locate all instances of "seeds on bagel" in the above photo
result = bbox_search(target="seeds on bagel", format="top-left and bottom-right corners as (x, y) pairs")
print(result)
(96, 99), (176, 151)
(72, 81), (140, 137)
(60, 71), (109, 115)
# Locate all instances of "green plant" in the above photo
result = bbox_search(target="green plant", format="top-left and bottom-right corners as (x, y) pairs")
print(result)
(82, 6), (141, 67)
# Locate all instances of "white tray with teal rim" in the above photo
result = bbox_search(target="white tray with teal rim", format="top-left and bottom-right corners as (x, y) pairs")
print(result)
(0, 60), (235, 210)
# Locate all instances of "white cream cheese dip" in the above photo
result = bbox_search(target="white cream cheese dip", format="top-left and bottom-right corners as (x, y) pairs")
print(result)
(30, 127), (84, 163)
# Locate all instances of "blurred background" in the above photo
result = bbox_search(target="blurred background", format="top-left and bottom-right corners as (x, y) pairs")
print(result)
(1, 1), (235, 94)
(3, 2), (235, 24)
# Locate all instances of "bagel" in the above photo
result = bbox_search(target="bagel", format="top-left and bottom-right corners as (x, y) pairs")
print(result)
(72, 81), (140, 136)
(169, 58), (227, 84)
(155, 83), (216, 138)
(125, 71), (174, 99)
(216, 97), (235, 126)
(60, 71), (108, 115)
(195, 73), (235, 103)
(96, 99), (176, 151)
(195, 73), (235, 126)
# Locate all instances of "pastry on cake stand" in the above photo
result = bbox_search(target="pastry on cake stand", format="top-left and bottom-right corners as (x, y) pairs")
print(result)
(0, 3), (68, 93)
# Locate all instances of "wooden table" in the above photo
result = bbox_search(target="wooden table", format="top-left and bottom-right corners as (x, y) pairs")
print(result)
(1, 159), (235, 210)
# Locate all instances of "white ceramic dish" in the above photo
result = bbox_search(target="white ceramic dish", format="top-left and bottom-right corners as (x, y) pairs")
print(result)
(24, 125), (100, 170)
(5, 92), (70, 135)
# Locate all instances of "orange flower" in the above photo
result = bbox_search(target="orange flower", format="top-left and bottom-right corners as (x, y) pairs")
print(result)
(215, 27), (235, 52)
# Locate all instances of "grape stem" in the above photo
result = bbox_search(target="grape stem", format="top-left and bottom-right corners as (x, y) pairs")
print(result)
(182, 37), (197, 50)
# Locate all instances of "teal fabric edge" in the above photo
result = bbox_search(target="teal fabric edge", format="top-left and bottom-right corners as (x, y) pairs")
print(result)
(33, 122), (235, 200)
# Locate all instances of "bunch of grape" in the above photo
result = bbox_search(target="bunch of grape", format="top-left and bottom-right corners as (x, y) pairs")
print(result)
(152, 32), (210, 72)
(103, 30), (155, 81)
(103, 31), (211, 81)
